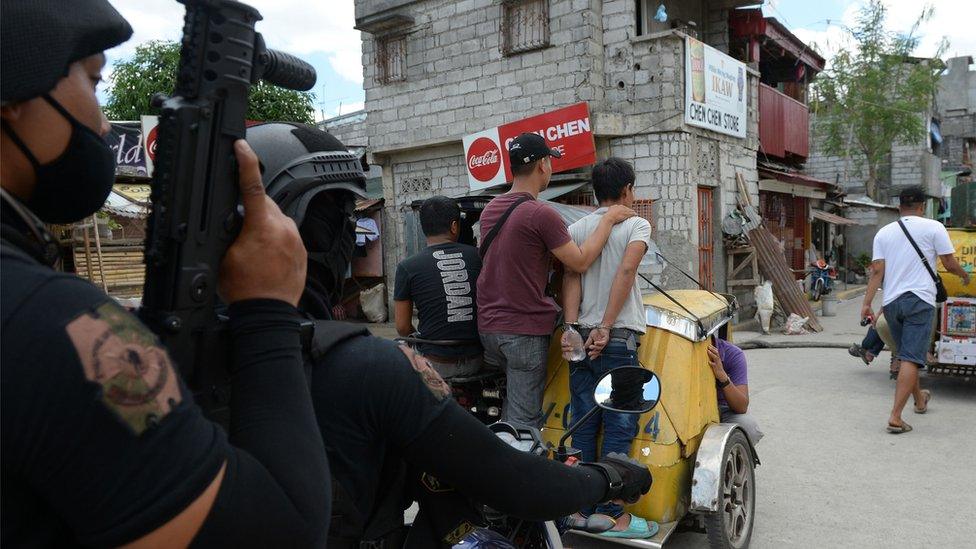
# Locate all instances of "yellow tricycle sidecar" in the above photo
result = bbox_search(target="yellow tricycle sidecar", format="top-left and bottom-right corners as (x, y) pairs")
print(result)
(542, 289), (759, 548)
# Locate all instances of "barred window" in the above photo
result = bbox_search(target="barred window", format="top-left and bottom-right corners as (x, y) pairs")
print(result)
(501, 0), (549, 56)
(377, 34), (406, 84)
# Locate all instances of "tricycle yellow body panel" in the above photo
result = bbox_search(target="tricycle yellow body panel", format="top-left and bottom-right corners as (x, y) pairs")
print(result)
(541, 291), (733, 524)
(941, 228), (975, 297)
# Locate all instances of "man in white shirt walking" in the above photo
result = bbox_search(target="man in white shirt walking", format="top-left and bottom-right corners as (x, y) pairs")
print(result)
(861, 186), (971, 434)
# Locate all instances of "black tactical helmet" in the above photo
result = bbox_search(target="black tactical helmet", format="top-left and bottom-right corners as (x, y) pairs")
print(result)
(245, 122), (367, 225)
(246, 122), (368, 319)
(1, 0), (132, 104)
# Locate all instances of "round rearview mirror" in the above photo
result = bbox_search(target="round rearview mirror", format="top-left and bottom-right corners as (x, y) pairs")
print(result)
(593, 366), (661, 414)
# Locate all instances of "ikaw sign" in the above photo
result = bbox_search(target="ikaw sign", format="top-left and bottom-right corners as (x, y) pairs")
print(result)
(684, 37), (747, 139)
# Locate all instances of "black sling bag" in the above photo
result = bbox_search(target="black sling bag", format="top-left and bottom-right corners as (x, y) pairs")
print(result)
(897, 219), (948, 303)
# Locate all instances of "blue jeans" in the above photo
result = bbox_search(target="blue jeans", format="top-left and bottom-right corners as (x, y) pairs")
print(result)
(569, 336), (641, 517)
(883, 292), (936, 367)
(862, 326), (885, 356)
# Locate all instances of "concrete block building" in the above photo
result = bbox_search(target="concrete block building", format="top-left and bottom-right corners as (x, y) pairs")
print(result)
(351, 0), (762, 306)
(937, 56), (975, 179)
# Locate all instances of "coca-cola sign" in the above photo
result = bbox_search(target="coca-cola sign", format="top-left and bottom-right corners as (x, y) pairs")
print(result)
(462, 128), (507, 191)
(140, 115), (159, 177)
(146, 125), (159, 162)
(462, 102), (595, 191)
(466, 137), (502, 182)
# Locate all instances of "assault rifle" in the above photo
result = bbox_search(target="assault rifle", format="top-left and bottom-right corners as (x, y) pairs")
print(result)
(139, 0), (315, 419)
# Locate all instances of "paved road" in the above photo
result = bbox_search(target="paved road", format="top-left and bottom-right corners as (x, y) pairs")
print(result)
(568, 296), (976, 548)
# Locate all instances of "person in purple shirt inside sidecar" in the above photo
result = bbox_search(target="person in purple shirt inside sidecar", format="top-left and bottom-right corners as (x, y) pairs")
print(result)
(707, 338), (763, 445)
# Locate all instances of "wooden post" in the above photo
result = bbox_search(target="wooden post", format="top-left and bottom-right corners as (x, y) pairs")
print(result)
(81, 222), (95, 285)
(91, 214), (108, 293)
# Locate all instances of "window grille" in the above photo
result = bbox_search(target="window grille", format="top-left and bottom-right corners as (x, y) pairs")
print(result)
(632, 199), (655, 227)
(398, 177), (432, 195)
(501, 0), (549, 56)
(377, 35), (406, 84)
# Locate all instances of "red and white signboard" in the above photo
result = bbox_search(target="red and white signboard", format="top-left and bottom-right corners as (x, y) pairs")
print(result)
(140, 115), (159, 177)
(462, 102), (596, 191)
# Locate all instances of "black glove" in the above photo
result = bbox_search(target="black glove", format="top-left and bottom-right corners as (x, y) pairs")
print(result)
(580, 452), (652, 504)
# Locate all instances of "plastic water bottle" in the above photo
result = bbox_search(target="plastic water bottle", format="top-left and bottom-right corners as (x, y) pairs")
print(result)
(562, 325), (587, 362)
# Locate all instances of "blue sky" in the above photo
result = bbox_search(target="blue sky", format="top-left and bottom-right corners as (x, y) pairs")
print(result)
(770, 0), (849, 29)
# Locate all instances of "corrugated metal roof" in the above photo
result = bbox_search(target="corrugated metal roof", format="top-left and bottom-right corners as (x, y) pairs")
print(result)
(811, 208), (859, 225)
(102, 191), (149, 219)
(355, 198), (383, 212)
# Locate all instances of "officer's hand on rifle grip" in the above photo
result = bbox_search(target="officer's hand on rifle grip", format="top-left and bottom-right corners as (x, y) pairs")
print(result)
(218, 140), (307, 307)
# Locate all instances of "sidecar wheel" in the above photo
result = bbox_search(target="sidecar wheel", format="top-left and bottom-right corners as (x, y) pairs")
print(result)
(704, 431), (755, 549)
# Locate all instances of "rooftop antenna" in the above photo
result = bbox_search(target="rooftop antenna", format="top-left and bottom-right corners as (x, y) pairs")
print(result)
(316, 82), (327, 122)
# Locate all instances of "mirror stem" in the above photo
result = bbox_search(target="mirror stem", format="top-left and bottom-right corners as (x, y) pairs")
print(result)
(558, 405), (602, 450)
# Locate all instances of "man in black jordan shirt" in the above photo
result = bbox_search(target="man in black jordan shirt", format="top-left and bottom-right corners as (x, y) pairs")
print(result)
(394, 196), (483, 379)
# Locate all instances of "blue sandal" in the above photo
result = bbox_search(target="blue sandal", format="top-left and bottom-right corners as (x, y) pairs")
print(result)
(597, 514), (659, 539)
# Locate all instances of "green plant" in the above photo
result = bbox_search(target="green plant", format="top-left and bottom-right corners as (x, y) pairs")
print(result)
(95, 211), (123, 230)
(811, 0), (946, 200)
(104, 40), (315, 123)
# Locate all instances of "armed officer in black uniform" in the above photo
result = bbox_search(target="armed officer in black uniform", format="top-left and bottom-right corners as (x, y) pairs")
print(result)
(1, 1), (332, 546)
(245, 122), (656, 548)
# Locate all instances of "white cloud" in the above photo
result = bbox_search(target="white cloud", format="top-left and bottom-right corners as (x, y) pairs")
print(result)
(882, 0), (975, 60)
(789, 0), (976, 67)
(108, 0), (363, 84)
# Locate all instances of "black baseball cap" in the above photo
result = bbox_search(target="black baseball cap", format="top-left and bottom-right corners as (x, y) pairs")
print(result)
(1, 0), (133, 104)
(507, 133), (562, 165)
(898, 186), (927, 205)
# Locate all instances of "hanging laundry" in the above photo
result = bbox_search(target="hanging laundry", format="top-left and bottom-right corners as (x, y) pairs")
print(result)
(355, 217), (380, 246)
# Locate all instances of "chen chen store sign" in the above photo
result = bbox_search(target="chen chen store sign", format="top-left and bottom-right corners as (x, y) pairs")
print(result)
(684, 37), (747, 139)
(462, 102), (596, 191)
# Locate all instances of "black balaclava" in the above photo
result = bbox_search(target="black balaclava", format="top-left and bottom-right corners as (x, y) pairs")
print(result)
(298, 191), (357, 320)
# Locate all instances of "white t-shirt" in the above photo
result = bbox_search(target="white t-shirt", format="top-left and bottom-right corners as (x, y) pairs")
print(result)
(568, 209), (652, 333)
(872, 216), (954, 306)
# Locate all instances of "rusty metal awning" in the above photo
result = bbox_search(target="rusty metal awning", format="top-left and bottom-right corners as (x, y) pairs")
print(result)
(811, 209), (858, 226)
(355, 198), (383, 213)
(758, 167), (835, 190)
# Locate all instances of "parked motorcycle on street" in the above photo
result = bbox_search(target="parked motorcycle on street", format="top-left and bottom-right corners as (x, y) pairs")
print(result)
(807, 259), (837, 301)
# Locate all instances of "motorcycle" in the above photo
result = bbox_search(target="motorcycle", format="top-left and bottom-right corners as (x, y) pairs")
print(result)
(455, 366), (663, 549)
(808, 259), (836, 301)
(395, 335), (506, 424)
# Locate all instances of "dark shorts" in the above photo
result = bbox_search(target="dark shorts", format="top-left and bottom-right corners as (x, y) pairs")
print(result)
(882, 292), (936, 367)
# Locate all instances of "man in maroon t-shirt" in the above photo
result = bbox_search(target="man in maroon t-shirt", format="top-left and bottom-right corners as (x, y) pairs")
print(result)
(478, 133), (634, 429)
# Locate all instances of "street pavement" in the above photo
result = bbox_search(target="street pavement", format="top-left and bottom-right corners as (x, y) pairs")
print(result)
(568, 294), (976, 548)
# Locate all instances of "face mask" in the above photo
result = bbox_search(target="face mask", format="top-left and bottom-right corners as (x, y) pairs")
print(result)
(1, 94), (116, 224)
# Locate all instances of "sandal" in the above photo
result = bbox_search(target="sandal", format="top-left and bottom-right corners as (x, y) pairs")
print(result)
(914, 389), (931, 414)
(848, 344), (870, 365)
(597, 514), (659, 539)
(886, 421), (913, 434)
(564, 512), (615, 533)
